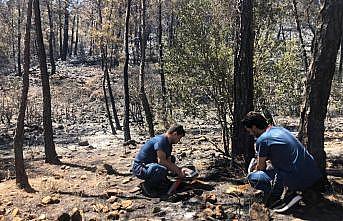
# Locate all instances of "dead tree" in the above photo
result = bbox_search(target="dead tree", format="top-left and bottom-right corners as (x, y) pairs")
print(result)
(46, 0), (56, 75)
(13, 0), (33, 192)
(58, 0), (63, 57)
(158, 0), (168, 128)
(139, 0), (154, 137)
(298, 0), (343, 187)
(232, 0), (255, 169)
(17, 0), (22, 76)
(33, 0), (60, 164)
(69, 15), (75, 56)
(97, 0), (121, 133)
(61, 0), (69, 61)
(74, 14), (79, 56)
(292, 0), (309, 73)
(123, 0), (132, 141)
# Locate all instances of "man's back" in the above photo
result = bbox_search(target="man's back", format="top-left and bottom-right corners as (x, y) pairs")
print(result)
(135, 134), (172, 164)
(256, 127), (321, 190)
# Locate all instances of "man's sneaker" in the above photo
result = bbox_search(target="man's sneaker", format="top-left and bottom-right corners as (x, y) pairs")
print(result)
(265, 194), (282, 208)
(272, 191), (302, 213)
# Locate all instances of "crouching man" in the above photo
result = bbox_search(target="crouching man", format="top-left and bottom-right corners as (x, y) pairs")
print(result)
(132, 124), (188, 195)
(242, 112), (322, 212)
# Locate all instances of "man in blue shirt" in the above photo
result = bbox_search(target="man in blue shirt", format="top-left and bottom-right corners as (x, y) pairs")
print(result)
(132, 124), (188, 194)
(242, 112), (322, 211)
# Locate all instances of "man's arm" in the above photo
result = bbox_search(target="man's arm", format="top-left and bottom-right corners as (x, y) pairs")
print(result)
(157, 150), (184, 177)
(255, 156), (267, 171)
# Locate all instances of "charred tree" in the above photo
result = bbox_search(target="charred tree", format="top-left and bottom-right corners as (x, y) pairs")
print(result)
(298, 0), (343, 187)
(103, 74), (116, 135)
(232, 0), (255, 169)
(70, 15), (75, 56)
(13, 0), (33, 192)
(123, 0), (132, 141)
(58, 0), (63, 57)
(139, 0), (154, 137)
(17, 0), (22, 76)
(96, 0), (121, 132)
(158, 0), (168, 128)
(292, 0), (309, 73)
(74, 14), (79, 56)
(46, 0), (56, 75)
(61, 0), (69, 61)
(33, 0), (60, 164)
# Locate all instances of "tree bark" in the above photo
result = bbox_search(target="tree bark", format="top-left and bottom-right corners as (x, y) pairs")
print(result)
(158, 0), (168, 129)
(13, 0), (33, 192)
(103, 74), (116, 135)
(17, 0), (22, 76)
(292, 0), (309, 73)
(74, 14), (79, 56)
(232, 0), (255, 169)
(96, 0), (121, 132)
(338, 31), (343, 82)
(46, 0), (56, 75)
(123, 0), (132, 141)
(139, 0), (154, 137)
(58, 0), (63, 57)
(10, 9), (16, 73)
(61, 0), (69, 61)
(33, 0), (60, 164)
(298, 0), (343, 186)
(70, 15), (75, 56)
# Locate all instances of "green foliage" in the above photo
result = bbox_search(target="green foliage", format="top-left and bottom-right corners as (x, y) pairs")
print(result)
(254, 36), (304, 116)
(165, 0), (233, 118)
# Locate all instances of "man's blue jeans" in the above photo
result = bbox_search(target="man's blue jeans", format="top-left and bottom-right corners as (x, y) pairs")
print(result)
(247, 169), (284, 198)
(132, 156), (175, 188)
(133, 162), (169, 187)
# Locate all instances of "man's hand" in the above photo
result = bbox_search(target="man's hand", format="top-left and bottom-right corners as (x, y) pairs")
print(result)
(255, 156), (267, 171)
(157, 150), (184, 177)
(177, 167), (186, 178)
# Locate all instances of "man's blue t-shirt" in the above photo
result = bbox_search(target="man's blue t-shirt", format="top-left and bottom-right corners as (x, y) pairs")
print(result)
(135, 134), (172, 164)
(256, 127), (321, 190)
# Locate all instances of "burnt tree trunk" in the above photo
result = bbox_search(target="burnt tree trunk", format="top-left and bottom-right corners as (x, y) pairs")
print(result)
(46, 0), (56, 75)
(338, 32), (343, 82)
(74, 14), (79, 56)
(103, 74), (116, 135)
(97, 0), (121, 132)
(232, 0), (255, 169)
(13, 0), (33, 191)
(292, 0), (309, 73)
(58, 0), (63, 57)
(10, 9), (16, 73)
(298, 0), (343, 186)
(123, 0), (132, 141)
(139, 0), (154, 137)
(70, 15), (75, 56)
(61, 0), (69, 61)
(158, 0), (168, 128)
(33, 0), (60, 164)
(17, 0), (22, 76)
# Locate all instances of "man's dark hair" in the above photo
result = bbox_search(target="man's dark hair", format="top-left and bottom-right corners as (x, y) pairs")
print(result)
(167, 124), (186, 136)
(242, 111), (268, 130)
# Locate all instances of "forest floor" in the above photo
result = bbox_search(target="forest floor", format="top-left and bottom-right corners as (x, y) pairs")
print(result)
(0, 62), (342, 220)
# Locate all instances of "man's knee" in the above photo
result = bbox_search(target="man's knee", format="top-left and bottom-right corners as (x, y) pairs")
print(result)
(147, 164), (168, 178)
(248, 171), (268, 183)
